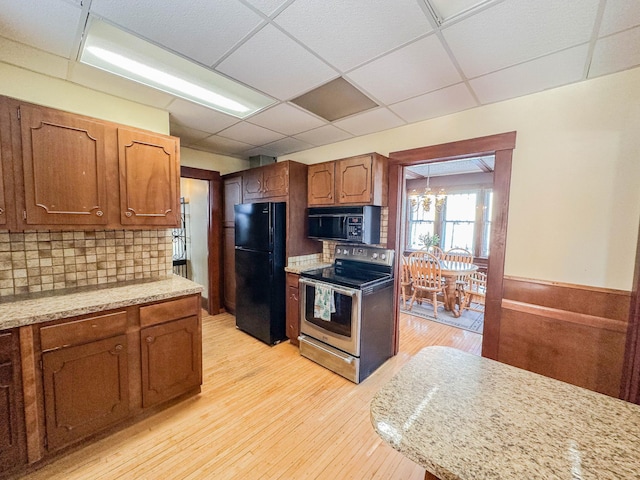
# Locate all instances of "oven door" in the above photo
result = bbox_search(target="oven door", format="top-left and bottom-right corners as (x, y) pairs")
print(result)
(299, 278), (361, 356)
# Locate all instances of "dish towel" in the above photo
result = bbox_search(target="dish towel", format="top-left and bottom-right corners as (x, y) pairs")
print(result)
(314, 284), (336, 321)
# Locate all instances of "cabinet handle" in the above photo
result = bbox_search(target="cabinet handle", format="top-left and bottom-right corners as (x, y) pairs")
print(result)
(125, 211), (133, 217)
(146, 336), (154, 343)
(96, 210), (104, 217)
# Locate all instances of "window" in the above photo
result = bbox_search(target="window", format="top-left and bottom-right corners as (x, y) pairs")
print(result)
(407, 187), (493, 258)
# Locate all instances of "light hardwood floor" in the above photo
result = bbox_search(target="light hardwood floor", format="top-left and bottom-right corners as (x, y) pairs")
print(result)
(19, 311), (482, 480)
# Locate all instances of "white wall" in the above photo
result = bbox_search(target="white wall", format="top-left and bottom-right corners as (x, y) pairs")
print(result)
(180, 147), (250, 175)
(180, 178), (209, 300)
(0, 62), (169, 133)
(285, 68), (640, 291)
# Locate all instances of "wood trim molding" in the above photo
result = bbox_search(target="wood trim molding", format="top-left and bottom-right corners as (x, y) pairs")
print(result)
(179, 166), (222, 314)
(621, 220), (640, 403)
(388, 132), (517, 358)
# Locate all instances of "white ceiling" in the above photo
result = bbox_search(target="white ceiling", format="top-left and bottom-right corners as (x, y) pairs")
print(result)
(1, 0), (639, 160)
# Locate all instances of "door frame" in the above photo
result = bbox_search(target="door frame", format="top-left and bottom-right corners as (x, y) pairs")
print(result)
(388, 132), (516, 359)
(180, 166), (222, 314)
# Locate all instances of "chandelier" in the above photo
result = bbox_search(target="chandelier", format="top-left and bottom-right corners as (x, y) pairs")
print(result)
(409, 165), (446, 213)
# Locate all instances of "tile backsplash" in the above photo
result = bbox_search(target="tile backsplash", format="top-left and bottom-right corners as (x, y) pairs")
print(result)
(0, 230), (174, 297)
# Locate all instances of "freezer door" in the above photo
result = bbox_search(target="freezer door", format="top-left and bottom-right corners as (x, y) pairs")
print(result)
(234, 202), (272, 252)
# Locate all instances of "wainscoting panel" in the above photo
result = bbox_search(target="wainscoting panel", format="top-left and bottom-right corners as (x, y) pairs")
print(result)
(499, 277), (631, 398)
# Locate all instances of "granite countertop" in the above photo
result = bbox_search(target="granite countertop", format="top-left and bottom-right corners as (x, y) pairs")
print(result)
(370, 346), (640, 480)
(0, 275), (203, 330)
(284, 262), (332, 274)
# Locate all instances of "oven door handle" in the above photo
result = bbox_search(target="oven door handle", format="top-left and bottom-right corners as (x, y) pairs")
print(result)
(298, 336), (355, 364)
(299, 278), (359, 298)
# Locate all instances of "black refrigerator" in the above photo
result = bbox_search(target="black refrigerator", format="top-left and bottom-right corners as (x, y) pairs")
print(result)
(234, 202), (286, 345)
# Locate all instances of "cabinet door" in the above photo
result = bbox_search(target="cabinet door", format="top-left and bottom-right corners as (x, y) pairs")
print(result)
(223, 175), (242, 227)
(140, 316), (201, 408)
(286, 274), (300, 346)
(242, 169), (263, 200)
(0, 99), (10, 227)
(19, 104), (108, 225)
(262, 162), (289, 198)
(0, 331), (26, 472)
(42, 335), (130, 451)
(118, 128), (179, 227)
(336, 155), (373, 204)
(307, 162), (335, 206)
(223, 227), (236, 313)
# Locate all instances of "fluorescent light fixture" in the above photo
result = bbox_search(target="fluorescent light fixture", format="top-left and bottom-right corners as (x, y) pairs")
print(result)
(80, 19), (275, 118)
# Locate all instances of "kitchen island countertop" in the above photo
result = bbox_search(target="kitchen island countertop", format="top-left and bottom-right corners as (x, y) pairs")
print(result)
(370, 346), (640, 480)
(0, 275), (203, 329)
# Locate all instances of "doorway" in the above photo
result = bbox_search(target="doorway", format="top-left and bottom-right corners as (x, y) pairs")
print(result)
(388, 132), (517, 359)
(179, 166), (222, 315)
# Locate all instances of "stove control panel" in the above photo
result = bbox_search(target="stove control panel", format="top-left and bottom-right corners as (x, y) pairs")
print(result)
(334, 244), (394, 267)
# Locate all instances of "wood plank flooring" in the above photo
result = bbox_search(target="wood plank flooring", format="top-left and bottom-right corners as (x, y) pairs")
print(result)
(19, 311), (482, 480)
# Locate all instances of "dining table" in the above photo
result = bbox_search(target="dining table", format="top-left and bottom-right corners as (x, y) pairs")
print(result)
(438, 260), (478, 317)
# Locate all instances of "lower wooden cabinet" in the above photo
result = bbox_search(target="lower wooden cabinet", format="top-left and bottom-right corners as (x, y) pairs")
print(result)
(286, 273), (300, 346)
(42, 335), (130, 451)
(0, 330), (26, 472)
(141, 316), (201, 408)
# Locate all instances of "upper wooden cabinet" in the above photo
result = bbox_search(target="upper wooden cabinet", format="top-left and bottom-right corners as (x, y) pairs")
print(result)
(243, 161), (289, 200)
(19, 104), (109, 226)
(223, 174), (242, 228)
(308, 153), (388, 206)
(1, 96), (180, 231)
(118, 128), (180, 227)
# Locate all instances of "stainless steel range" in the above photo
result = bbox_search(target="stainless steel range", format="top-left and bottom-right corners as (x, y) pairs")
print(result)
(298, 244), (395, 383)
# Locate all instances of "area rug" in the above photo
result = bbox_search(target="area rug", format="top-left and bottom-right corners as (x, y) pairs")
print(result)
(400, 301), (484, 334)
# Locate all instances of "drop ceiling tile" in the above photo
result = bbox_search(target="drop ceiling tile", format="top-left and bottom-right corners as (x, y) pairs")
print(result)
(193, 135), (254, 155)
(346, 35), (462, 105)
(470, 44), (589, 105)
(293, 125), (353, 146)
(169, 123), (212, 145)
(217, 121), (286, 146)
(89, 0), (263, 66)
(0, 37), (69, 79)
(442, 0), (600, 78)
(248, 103), (326, 135)
(274, 0), (433, 71)
(167, 99), (239, 133)
(589, 27), (640, 78)
(262, 137), (315, 156)
(69, 63), (175, 109)
(242, 145), (281, 158)
(389, 83), (477, 123)
(244, 0), (289, 16)
(216, 24), (338, 100)
(333, 108), (405, 136)
(600, 0), (640, 36)
(0, 0), (82, 57)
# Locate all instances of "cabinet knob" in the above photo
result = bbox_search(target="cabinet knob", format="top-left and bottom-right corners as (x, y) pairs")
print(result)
(0, 207), (4, 215)
(328, 194), (332, 199)
(146, 336), (154, 343)
(96, 210), (104, 217)
(125, 211), (133, 218)
(114, 344), (124, 352)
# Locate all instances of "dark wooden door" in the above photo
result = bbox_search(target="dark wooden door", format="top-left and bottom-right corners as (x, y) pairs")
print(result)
(307, 162), (335, 206)
(18, 104), (108, 226)
(140, 316), (201, 408)
(242, 168), (263, 200)
(118, 128), (179, 227)
(42, 335), (130, 451)
(223, 175), (242, 227)
(223, 174), (242, 313)
(0, 331), (26, 471)
(261, 162), (289, 198)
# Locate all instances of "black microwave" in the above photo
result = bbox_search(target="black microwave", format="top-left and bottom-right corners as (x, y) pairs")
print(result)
(307, 206), (381, 244)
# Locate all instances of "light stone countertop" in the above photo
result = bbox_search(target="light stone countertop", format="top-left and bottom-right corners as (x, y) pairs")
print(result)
(370, 346), (640, 480)
(0, 275), (203, 330)
(284, 262), (332, 275)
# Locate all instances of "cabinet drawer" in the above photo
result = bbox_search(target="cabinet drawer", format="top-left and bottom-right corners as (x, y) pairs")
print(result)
(40, 311), (128, 351)
(286, 273), (300, 289)
(139, 295), (199, 328)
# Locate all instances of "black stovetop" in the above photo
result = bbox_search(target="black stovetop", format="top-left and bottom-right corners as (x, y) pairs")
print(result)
(301, 261), (393, 289)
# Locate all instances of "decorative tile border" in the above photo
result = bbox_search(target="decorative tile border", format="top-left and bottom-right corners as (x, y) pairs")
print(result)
(0, 230), (174, 297)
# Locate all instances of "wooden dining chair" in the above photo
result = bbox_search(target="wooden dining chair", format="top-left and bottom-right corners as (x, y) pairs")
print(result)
(443, 248), (474, 264)
(425, 245), (444, 259)
(408, 252), (447, 318)
(400, 255), (412, 308)
(459, 271), (487, 313)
